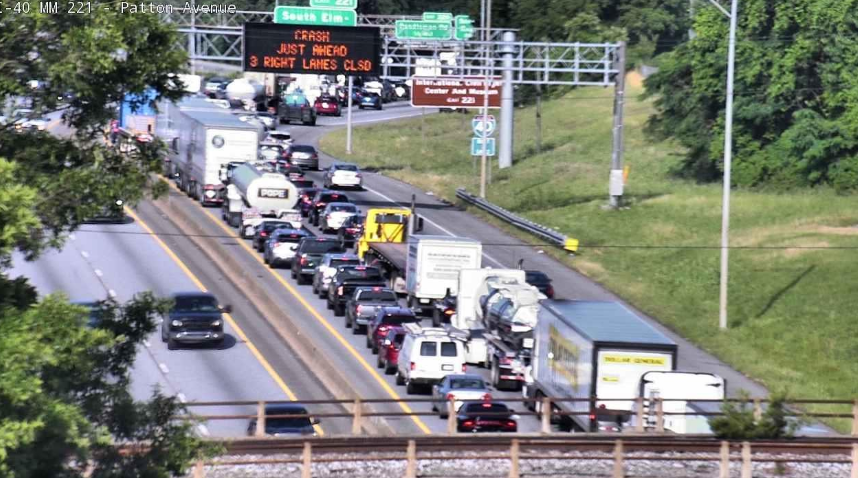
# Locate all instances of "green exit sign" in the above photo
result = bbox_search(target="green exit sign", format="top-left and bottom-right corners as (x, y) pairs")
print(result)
(395, 20), (453, 40)
(422, 12), (453, 22)
(454, 15), (475, 40)
(309, 0), (358, 8)
(274, 6), (357, 27)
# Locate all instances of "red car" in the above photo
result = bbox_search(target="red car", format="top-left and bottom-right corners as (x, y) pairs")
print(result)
(314, 96), (341, 116)
(376, 327), (405, 374)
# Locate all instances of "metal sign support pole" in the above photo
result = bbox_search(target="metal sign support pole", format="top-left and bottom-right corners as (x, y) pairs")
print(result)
(498, 31), (516, 169)
(479, 0), (492, 198)
(608, 41), (626, 208)
(346, 75), (354, 155)
(719, 0), (739, 330)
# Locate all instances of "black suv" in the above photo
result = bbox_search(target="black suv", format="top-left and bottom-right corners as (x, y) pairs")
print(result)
(326, 265), (385, 316)
(252, 220), (294, 252)
(290, 237), (345, 285)
(308, 190), (350, 227)
(161, 292), (231, 350)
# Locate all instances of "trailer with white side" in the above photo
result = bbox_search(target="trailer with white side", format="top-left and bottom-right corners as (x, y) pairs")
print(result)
(405, 236), (482, 314)
(224, 163), (301, 237)
(634, 371), (726, 434)
(157, 98), (262, 207)
(526, 300), (677, 432)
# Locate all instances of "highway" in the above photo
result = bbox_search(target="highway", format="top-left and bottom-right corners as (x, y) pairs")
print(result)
(12, 97), (816, 438)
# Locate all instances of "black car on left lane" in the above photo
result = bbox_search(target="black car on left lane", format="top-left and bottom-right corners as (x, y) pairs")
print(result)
(161, 292), (232, 350)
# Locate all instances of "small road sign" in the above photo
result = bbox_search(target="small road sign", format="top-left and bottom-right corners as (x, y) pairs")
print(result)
(395, 20), (453, 41)
(472, 115), (496, 136)
(274, 6), (357, 27)
(454, 15), (475, 41)
(423, 12), (453, 22)
(310, 0), (358, 8)
(471, 137), (497, 156)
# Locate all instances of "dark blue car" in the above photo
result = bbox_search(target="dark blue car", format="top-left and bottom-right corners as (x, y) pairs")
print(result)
(359, 92), (382, 110)
(247, 404), (319, 437)
(160, 292), (231, 350)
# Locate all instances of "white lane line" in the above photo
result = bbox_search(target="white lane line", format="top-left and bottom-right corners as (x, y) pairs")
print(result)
(197, 424), (210, 436)
(108, 289), (117, 298)
(80, 251), (89, 258)
(158, 363), (169, 374)
(362, 184), (505, 268)
(177, 393), (187, 403)
(94, 269), (103, 277)
(69, 233), (76, 240)
(143, 339), (151, 348)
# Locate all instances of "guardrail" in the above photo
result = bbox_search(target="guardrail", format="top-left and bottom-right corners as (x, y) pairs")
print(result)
(455, 188), (580, 253)
(174, 436), (858, 478)
(182, 396), (858, 438)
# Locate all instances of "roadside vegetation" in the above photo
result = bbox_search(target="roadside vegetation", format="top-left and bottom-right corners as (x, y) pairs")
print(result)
(320, 78), (858, 432)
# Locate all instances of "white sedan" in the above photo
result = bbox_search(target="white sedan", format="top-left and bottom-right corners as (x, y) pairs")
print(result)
(324, 163), (362, 190)
(318, 202), (358, 233)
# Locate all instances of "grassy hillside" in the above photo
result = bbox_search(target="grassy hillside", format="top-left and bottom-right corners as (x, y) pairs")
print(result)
(320, 78), (858, 431)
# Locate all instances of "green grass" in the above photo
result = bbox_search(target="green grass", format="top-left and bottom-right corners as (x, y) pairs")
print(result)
(320, 79), (858, 432)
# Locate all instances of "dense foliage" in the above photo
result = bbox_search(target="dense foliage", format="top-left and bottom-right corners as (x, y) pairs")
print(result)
(0, 10), (209, 476)
(709, 392), (800, 439)
(645, 0), (858, 190)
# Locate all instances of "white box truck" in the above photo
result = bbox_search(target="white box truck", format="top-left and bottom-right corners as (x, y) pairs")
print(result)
(404, 236), (482, 314)
(634, 371), (726, 434)
(526, 300), (678, 432)
(157, 97), (263, 207)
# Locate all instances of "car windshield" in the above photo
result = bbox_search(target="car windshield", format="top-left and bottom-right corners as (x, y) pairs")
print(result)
(344, 216), (364, 227)
(334, 164), (358, 172)
(301, 241), (343, 254)
(320, 194), (348, 203)
(375, 213), (407, 225)
(260, 150), (280, 160)
(276, 234), (303, 243)
(525, 271), (550, 283)
(267, 408), (311, 429)
(331, 258), (360, 268)
(358, 291), (397, 302)
(381, 314), (418, 325)
(263, 222), (290, 232)
(451, 378), (485, 390)
(291, 145), (316, 153)
(269, 133), (291, 141)
(173, 295), (220, 312)
(338, 267), (381, 280)
(463, 403), (510, 414)
(330, 204), (356, 213)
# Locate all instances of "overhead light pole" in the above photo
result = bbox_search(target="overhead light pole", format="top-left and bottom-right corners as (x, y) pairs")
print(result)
(707, 0), (739, 330)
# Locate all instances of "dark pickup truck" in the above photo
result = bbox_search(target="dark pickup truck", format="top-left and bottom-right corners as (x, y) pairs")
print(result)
(345, 286), (399, 333)
(326, 266), (385, 316)
(291, 237), (345, 285)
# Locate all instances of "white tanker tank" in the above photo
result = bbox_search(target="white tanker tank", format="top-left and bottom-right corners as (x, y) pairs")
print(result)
(226, 78), (265, 110)
(224, 163), (302, 237)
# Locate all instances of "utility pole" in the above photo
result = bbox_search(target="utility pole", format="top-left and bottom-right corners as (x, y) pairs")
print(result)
(718, 0), (739, 330)
(479, 0), (492, 198)
(498, 31), (515, 169)
(608, 41), (627, 208)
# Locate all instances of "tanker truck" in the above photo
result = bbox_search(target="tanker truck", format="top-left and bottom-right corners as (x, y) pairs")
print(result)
(221, 163), (302, 237)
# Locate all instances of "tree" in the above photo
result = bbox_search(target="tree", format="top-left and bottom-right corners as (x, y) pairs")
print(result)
(644, 0), (858, 190)
(708, 391), (801, 439)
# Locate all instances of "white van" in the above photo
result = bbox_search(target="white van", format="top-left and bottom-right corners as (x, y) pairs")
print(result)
(396, 324), (467, 394)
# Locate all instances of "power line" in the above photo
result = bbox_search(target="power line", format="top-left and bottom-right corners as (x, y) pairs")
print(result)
(73, 227), (858, 251)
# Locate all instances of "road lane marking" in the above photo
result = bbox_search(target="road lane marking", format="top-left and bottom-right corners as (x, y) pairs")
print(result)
(94, 269), (103, 277)
(123, 207), (324, 436)
(108, 289), (117, 298)
(80, 251), (89, 258)
(361, 184), (505, 268)
(159, 363), (170, 374)
(143, 339), (151, 348)
(197, 424), (210, 436)
(178, 393), (187, 403)
(165, 181), (433, 435)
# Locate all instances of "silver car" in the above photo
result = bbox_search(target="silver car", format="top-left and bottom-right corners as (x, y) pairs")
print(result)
(431, 374), (493, 418)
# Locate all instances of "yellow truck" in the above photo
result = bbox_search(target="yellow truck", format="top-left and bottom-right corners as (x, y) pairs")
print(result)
(357, 207), (417, 295)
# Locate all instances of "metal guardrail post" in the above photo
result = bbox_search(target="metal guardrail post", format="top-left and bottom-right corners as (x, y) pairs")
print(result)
(655, 398), (664, 433)
(852, 399), (858, 436)
(753, 398), (762, 421)
(634, 397), (644, 433)
(851, 443), (858, 478)
(404, 440), (417, 478)
(352, 398), (363, 435)
(255, 401), (265, 438)
(540, 397), (552, 434)
(741, 441), (751, 478)
(719, 441), (730, 478)
(447, 400), (457, 435)
(509, 439), (520, 478)
(302, 442), (312, 478)
(612, 439), (624, 478)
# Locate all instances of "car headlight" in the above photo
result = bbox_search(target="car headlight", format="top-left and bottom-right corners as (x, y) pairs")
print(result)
(204, 190), (216, 198)
(171, 319), (183, 327)
(211, 320), (222, 327)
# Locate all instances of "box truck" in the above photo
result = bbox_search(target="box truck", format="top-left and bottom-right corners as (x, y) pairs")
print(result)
(526, 300), (678, 432)
(405, 236), (482, 314)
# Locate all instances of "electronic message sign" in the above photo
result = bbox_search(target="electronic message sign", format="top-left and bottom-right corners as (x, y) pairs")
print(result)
(243, 23), (381, 75)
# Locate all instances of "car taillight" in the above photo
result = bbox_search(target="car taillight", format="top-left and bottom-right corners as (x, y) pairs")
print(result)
(337, 286), (344, 295)
(504, 420), (517, 429)
(547, 284), (555, 298)
(300, 257), (308, 266)
(326, 215), (332, 220)
(410, 361), (415, 371)
(260, 231), (268, 237)
(462, 364), (467, 372)
(346, 228), (358, 233)
(462, 420), (474, 428)
(444, 308), (454, 316)
(355, 173), (362, 178)
(318, 202), (326, 207)
(482, 393), (492, 401)
(445, 393), (455, 401)
(356, 305), (363, 314)
(499, 357), (513, 365)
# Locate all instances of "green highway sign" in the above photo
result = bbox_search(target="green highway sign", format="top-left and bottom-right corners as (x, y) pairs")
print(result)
(274, 6), (357, 27)
(309, 0), (358, 8)
(471, 137), (496, 156)
(395, 20), (453, 41)
(423, 12), (453, 22)
(454, 15), (475, 41)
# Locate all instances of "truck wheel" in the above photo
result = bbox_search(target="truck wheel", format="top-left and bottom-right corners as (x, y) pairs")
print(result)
(344, 313), (351, 328)
(326, 299), (332, 310)
(384, 363), (395, 375)
(167, 338), (178, 351)
(396, 372), (405, 386)
(365, 334), (372, 349)
(334, 302), (344, 317)
(432, 308), (442, 327)
(491, 358), (502, 389)
(406, 380), (417, 395)
(312, 281), (319, 295)
(376, 354), (384, 369)
(229, 214), (240, 228)
(352, 323), (361, 335)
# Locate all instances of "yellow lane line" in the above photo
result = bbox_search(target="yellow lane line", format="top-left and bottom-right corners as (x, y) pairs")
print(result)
(125, 206), (324, 436)
(164, 180), (433, 435)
